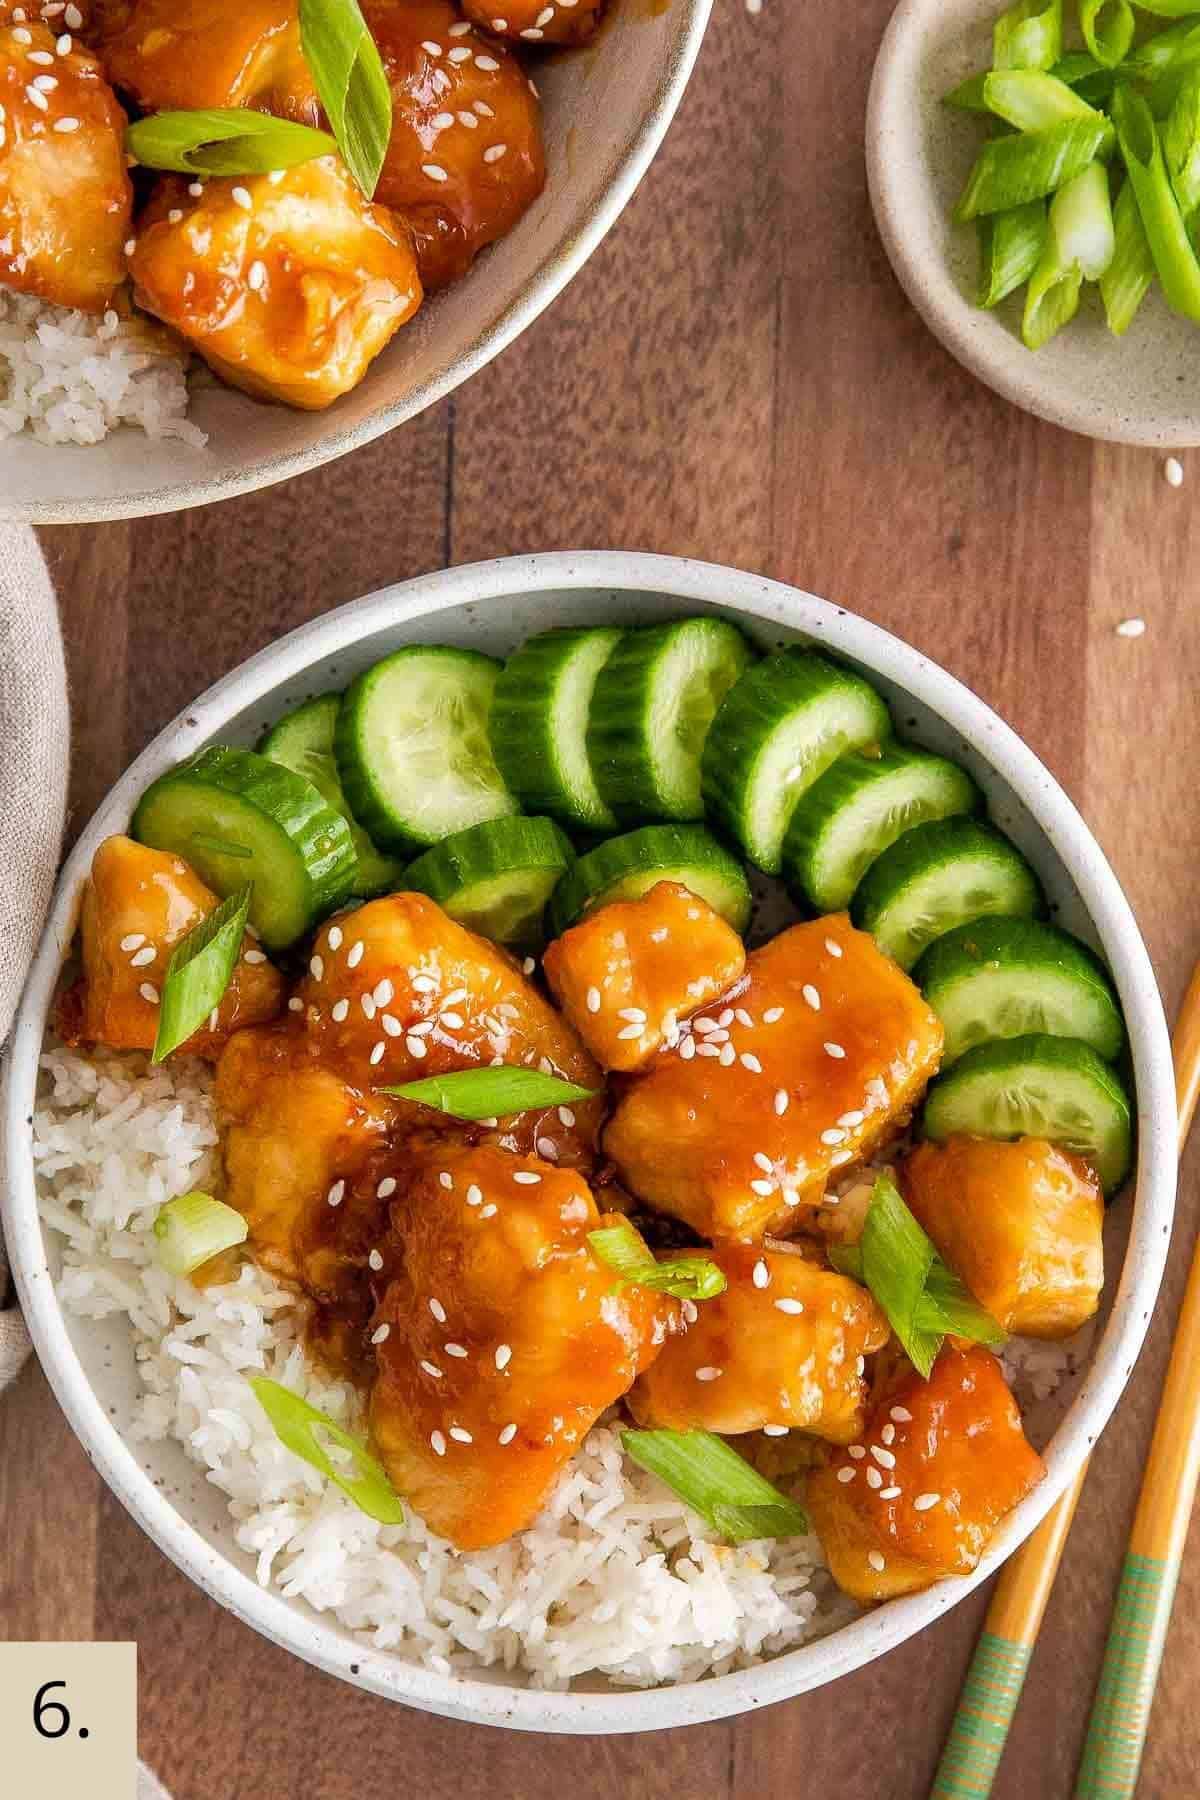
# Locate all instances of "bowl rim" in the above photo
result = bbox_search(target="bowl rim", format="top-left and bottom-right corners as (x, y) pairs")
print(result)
(865, 0), (1200, 449)
(2, 1), (712, 526)
(1, 549), (1177, 1732)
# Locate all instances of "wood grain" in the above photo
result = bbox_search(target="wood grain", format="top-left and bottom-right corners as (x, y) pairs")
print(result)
(4, 0), (1200, 1792)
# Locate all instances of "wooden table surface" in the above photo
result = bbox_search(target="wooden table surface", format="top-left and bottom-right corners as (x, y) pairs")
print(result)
(4, 0), (1200, 1793)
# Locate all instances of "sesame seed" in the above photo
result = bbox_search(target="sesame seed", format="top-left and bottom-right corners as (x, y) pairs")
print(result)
(430, 1298), (447, 1322)
(618, 1007), (647, 1022)
(856, 1356), (866, 1375)
(536, 4), (554, 20)
(449, 1426), (473, 1443)
(848, 1445), (866, 1460)
(129, 945), (157, 967)
(138, 982), (159, 1004)
(586, 985), (601, 1013)
(617, 1022), (643, 1041)
(231, 185), (252, 210)
(838, 1110), (865, 1129)
(720, 1042), (737, 1067)
(167, 207), (183, 224)
(837, 1466), (856, 1484)
(347, 940), (364, 968)
(448, 17), (472, 31)
(370, 1323), (390, 1344)
(287, 997), (303, 1013)
(825, 937), (843, 958)
(697, 1043), (720, 1059)
(445, 1342), (468, 1358)
(881, 1422), (896, 1446)
(1165, 455), (1184, 487)
(433, 67), (451, 90)
(406, 1035), (428, 1058)
(124, 237), (136, 255)
(64, 3), (81, 23)
(12, 25), (30, 40)
(360, 994), (377, 1020)
(513, 1171), (540, 1185)
(763, 1006), (784, 1024)
(432, 109), (455, 130)
(368, 1249), (384, 1271)
(824, 1042), (846, 1060)
(328, 927), (344, 953)
(412, 972), (436, 992)
(474, 99), (495, 115)
(762, 1424), (789, 1437)
(431, 1430), (447, 1456)
(558, 1106), (575, 1127)
(438, 1172), (454, 1190)
(479, 1203), (497, 1218)
(821, 1128), (847, 1146)
(448, 43), (471, 59)
(681, 1299), (698, 1324)
(1116, 618), (1146, 639)
(879, 1486), (902, 1500)
(243, 948), (267, 965)
(409, 1019), (435, 1036)
(741, 1052), (763, 1073)
(121, 933), (147, 955)
(536, 1136), (558, 1161)
(466, 1184), (483, 1207)
(377, 1176), (396, 1198)
(774, 1298), (804, 1315)
(750, 1178), (775, 1196)
(753, 1151), (773, 1173)
(327, 1180), (345, 1207)
(870, 1446), (896, 1469)
(866, 1466), (883, 1489)
(802, 984), (821, 1011)
(774, 1089), (789, 1115)
(52, 112), (78, 130)
(890, 1406), (913, 1423)
(332, 999), (349, 1022)
(913, 1492), (941, 1512)
(369, 1041), (385, 1066)
(491, 17), (507, 27)
(695, 1366), (723, 1382)
(309, 953), (325, 981)
(718, 1008), (735, 1028)
(519, 25), (543, 36)
(831, 1150), (853, 1168)
(187, 180), (203, 196)
(420, 1360), (442, 1378)
(679, 1037), (697, 1060)
(381, 1014), (402, 1037)
(752, 1258), (770, 1289)
(475, 52), (500, 66)
(421, 38), (443, 53)
(495, 1343), (512, 1370)
(28, 49), (53, 63)
(25, 84), (47, 108)
(867, 1551), (886, 1573)
(499, 1423), (517, 1445)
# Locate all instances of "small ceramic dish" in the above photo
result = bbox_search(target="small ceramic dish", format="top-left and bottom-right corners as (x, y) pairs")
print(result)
(1, 552), (1177, 1730)
(868, 0), (1200, 446)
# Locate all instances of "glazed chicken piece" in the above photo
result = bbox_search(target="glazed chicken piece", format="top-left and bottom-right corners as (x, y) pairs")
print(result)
(604, 913), (944, 1241)
(806, 1344), (1045, 1602)
(93, 0), (317, 120)
(61, 836), (283, 1055)
(629, 1244), (888, 1444)
(364, 0), (545, 289)
(902, 1135), (1104, 1339)
(295, 892), (604, 1168)
(543, 881), (746, 1073)
(128, 160), (422, 409)
(0, 20), (131, 311)
(460, 0), (603, 47)
(369, 1144), (676, 1549)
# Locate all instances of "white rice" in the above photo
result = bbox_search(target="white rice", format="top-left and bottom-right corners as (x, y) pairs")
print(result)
(0, 288), (205, 448)
(34, 1042), (856, 1688)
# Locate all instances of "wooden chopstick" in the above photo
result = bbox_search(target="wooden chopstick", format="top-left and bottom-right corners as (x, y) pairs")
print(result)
(930, 962), (1200, 1800)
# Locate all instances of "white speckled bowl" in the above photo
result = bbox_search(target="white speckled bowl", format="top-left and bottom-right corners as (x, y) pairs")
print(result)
(1, 552), (1176, 1730)
(868, 0), (1200, 446)
(0, 3), (709, 524)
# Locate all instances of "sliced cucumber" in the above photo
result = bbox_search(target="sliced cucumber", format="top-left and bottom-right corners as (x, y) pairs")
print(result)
(260, 694), (403, 899)
(922, 1033), (1133, 1194)
(548, 824), (752, 938)
(781, 746), (982, 913)
(335, 647), (516, 853)
(131, 745), (357, 950)
(914, 917), (1125, 1065)
(489, 626), (622, 831)
(586, 618), (754, 824)
(852, 817), (1042, 971)
(701, 650), (892, 874)
(404, 816), (573, 949)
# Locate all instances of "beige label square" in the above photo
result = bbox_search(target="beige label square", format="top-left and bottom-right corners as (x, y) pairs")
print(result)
(0, 1642), (136, 1799)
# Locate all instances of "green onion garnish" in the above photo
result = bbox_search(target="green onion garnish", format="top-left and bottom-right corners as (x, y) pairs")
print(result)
(298, 0), (393, 200)
(954, 116), (1113, 222)
(151, 883), (252, 1064)
(379, 1066), (599, 1121)
(1100, 180), (1157, 333)
(1112, 85), (1200, 323)
(1080, 0), (1134, 71)
(249, 1377), (405, 1525)
(829, 1176), (1004, 1379)
(1163, 66), (1200, 220)
(620, 1428), (808, 1545)
(153, 1190), (249, 1276)
(993, 0), (1063, 72)
(587, 1220), (727, 1302)
(126, 109), (337, 177)
(978, 200), (1048, 306)
(1023, 159), (1114, 347)
(1127, 18), (1200, 85)
(982, 69), (1106, 132)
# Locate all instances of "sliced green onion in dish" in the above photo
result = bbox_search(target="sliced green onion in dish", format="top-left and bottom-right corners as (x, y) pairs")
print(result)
(1163, 67), (1200, 221)
(1137, 0), (1200, 16)
(981, 69), (1107, 132)
(379, 1066), (599, 1121)
(1080, 0), (1134, 71)
(1112, 85), (1200, 321)
(1023, 158), (1115, 347)
(153, 1191), (248, 1276)
(1127, 19), (1200, 85)
(299, 0), (392, 199)
(979, 200), (1048, 305)
(588, 1220), (727, 1302)
(954, 116), (1112, 222)
(151, 883), (252, 1064)
(829, 1176), (1004, 1379)
(993, 0), (1063, 71)
(126, 110), (337, 176)
(250, 1378), (404, 1524)
(1101, 179), (1158, 332)
(620, 1428), (808, 1545)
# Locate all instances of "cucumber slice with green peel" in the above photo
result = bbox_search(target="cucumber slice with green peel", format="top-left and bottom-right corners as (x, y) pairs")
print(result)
(404, 816), (573, 949)
(260, 694), (403, 899)
(922, 1033), (1133, 1194)
(587, 618), (754, 824)
(914, 917), (1125, 1065)
(490, 627), (622, 831)
(781, 746), (982, 913)
(701, 650), (892, 874)
(852, 817), (1043, 971)
(131, 745), (358, 950)
(548, 824), (752, 938)
(335, 647), (516, 854)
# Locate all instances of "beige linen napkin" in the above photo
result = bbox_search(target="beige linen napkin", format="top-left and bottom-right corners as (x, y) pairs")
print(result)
(0, 525), (67, 1387)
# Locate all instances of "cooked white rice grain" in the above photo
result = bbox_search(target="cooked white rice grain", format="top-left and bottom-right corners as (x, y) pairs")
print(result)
(0, 288), (205, 447)
(35, 1041), (858, 1688)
